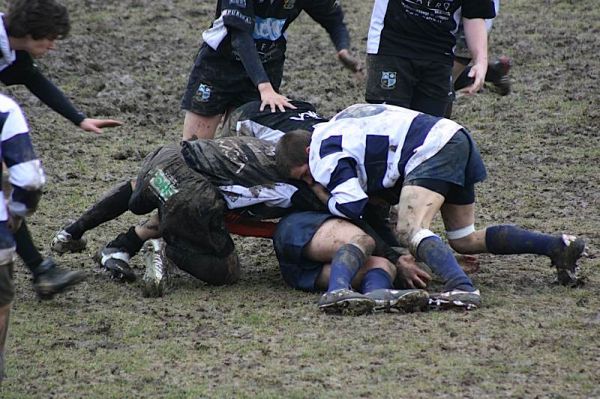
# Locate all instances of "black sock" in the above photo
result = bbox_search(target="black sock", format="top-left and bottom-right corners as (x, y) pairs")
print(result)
(14, 221), (44, 275)
(65, 181), (132, 239)
(106, 226), (144, 257)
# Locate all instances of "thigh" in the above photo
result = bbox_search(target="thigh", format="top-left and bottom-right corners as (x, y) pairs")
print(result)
(412, 61), (453, 116)
(304, 218), (371, 262)
(365, 54), (415, 107)
(440, 203), (475, 231)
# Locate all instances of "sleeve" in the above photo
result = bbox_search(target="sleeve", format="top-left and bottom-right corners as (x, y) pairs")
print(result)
(303, 0), (351, 52)
(221, 0), (255, 32)
(0, 51), (86, 125)
(0, 99), (45, 217)
(320, 157), (368, 220)
(462, 0), (496, 19)
(230, 28), (270, 86)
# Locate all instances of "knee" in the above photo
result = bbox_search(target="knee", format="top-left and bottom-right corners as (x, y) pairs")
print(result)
(350, 233), (376, 257)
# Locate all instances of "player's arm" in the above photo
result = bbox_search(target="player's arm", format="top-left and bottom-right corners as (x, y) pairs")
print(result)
(0, 51), (122, 133)
(303, 0), (361, 74)
(318, 157), (368, 220)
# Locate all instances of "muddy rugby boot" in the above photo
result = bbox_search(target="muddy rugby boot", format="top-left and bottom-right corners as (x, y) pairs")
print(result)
(366, 288), (429, 313)
(487, 56), (512, 96)
(318, 288), (375, 316)
(50, 228), (87, 254)
(94, 246), (136, 282)
(429, 289), (481, 311)
(551, 235), (586, 287)
(33, 258), (86, 300)
(142, 239), (169, 298)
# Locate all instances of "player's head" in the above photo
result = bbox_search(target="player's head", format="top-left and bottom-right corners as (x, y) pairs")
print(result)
(5, 0), (70, 56)
(275, 129), (313, 183)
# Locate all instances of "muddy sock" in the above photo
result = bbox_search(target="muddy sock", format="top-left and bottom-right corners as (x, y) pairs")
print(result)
(328, 244), (366, 292)
(106, 226), (144, 257)
(14, 222), (44, 275)
(360, 268), (393, 294)
(65, 181), (132, 239)
(485, 225), (564, 258)
(417, 236), (474, 292)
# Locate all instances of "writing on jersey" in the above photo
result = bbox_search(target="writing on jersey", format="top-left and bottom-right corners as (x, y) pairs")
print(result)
(309, 104), (462, 219)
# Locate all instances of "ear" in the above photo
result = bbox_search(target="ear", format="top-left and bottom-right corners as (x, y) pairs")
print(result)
(305, 146), (310, 155)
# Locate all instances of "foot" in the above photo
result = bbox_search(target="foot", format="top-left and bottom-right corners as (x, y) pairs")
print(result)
(142, 239), (169, 297)
(487, 56), (511, 96)
(94, 246), (136, 282)
(50, 228), (87, 254)
(32, 258), (86, 300)
(429, 289), (481, 311)
(365, 288), (429, 313)
(551, 235), (586, 287)
(318, 288), (375, 316)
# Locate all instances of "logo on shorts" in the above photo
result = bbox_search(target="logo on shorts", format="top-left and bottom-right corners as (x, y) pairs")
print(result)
(149, 169), (179, 203)
(195, 84), (212, 102)
(380, 71), (397, 90)
(283, 0), (295, 9)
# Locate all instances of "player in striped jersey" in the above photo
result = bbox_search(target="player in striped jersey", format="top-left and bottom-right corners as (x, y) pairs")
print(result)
(0, 94), (46, 382)
(275, 103), (586, 310)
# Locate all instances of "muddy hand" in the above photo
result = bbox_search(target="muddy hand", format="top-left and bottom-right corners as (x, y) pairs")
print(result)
(258, 82), (296, 112)
(337, 49), (365, 81)
(79, 118), (123, 134)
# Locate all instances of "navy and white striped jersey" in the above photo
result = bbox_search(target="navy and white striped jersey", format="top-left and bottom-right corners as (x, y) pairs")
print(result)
(367, 0), (496, 63)
(0, 94), (45, 222)
(203, 0), (349, 63)
(309, 104), (463, 220)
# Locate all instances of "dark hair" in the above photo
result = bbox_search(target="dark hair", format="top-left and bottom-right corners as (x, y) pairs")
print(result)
(275, 129), (312, 178)
(5, 0), (70, 40)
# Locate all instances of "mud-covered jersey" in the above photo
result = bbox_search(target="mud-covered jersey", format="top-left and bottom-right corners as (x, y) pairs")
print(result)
(0, 94), (45, 223)
(181, 136), (323, 219)
(222, 99), (328, 142)
(367, 0), (496, 64)
(202, 0), (350, 63)
(309, 103), (465, 220)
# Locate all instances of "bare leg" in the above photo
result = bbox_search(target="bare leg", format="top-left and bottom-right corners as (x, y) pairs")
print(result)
(182, 111), (222, 141)
(0, 303), (10, 382)
(134, 212), (161, 241)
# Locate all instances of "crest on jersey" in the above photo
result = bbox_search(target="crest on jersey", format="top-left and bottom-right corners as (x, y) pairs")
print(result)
(380, 71), (397, 90)
(195, 84), (212, 102)
(283, 0), (295, 9)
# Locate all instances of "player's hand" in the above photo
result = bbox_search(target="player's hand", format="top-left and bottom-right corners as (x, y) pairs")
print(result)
(396, 254), (431, 289)
(79, 118), (123, 134)
(258, 82), (296, 113)
(337, 49), (365, 80)
(460, 62), (487, 95)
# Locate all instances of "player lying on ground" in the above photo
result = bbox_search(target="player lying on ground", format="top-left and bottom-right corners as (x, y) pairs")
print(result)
(275, 103), (586, 311)
(0, 94), (46, 382)
(49, 137), (418, 302)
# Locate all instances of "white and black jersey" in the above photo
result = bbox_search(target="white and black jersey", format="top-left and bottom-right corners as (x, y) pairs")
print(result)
(309, 104), (464, 220)
(231, 100), (328, 143)
(203, 0), (350, 63)
(367, 0), (496, 63)
(0, 94), (45, 223)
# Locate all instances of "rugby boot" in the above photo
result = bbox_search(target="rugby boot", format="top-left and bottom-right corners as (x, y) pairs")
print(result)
(32, 258), (86, 300)
(551, 235), (586, 287)
(94, 246), (136, 282)
(486, 56), (512, 96)
(50, 228), (87, 254)
(429, 289), (481, 311)
(365, 288), (429, 313)
(142, 239), (169, 298)
(318, 288), (375, 316)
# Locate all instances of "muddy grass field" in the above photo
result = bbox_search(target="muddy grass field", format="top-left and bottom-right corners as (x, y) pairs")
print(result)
(1, 0), (599, 397)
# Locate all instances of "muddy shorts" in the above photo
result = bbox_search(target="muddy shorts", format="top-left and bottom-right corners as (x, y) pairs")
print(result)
(130, 145), (237, 282)
(181, 44), (285, 117)
(273, 211), (335, 292)
(404, 130), (487, 204)
(365, 54), (453, 117)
